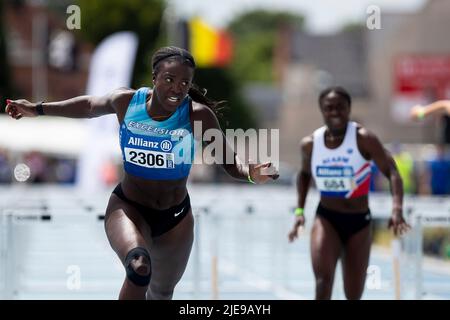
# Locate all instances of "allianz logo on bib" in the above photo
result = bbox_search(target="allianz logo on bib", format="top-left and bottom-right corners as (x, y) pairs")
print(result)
(127, 138), (174, 152)
(161, 140), (172, 152)
(316, 166), (353, 177)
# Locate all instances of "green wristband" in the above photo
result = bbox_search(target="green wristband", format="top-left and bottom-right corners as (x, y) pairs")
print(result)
(248, 174), (256, 184)
(294, 208), (304, 216)
(417, 108), (425, 120)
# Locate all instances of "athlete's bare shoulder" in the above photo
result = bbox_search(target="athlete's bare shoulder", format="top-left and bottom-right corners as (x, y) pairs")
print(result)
(300, 134), (313, 146)
(108, 87), (136, 122)
(355, 123), (384, 159)
(355, 123), (378, 141)
(191, 101), (218, 126)
(300, 134), (314, 156)
(110, 87), (136, 109)
(191, 101), (212, 114)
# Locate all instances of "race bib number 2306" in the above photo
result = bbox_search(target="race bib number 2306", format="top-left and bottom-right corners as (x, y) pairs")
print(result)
(125, 147), (174, 169)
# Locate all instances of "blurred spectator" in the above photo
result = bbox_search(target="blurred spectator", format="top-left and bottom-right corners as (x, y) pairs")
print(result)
(423, 227), (450, 259)
(426, 144), (450, 195)
(369, 163), (383, 191)
(100, 158), (119, 187)
(0, 148), (12, 183)
(391, 143), (415, 194)
(54, 158), (77, 184)
(445, 242), (450, 260)
(24, 151), (48, 183)
(0, 149), (86, 185)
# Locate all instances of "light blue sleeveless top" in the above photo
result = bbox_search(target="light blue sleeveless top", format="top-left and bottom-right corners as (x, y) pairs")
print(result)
(119, 87), (195, 180)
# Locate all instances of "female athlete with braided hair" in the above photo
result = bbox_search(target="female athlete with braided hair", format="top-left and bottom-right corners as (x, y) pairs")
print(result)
(6, 46), (278, 300)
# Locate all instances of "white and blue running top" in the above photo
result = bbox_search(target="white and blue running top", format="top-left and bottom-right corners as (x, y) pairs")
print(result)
(311, 121), (371, 199)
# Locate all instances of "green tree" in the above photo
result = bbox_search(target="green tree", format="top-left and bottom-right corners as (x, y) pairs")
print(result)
(76, 0), (165, 87)
(193, 68), (256, 130)
(341, 22), (365, 33)
(0, 0), (12, 112)
(228, 10), (304, 83)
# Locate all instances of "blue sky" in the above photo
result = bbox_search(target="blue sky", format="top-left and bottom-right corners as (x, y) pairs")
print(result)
(169, 0), (427, 33)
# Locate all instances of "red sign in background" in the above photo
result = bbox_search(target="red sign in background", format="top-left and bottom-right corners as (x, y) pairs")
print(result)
(395, 55), (450, 99)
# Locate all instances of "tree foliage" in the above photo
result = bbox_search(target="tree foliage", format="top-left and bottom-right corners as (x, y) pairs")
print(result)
(76, 0), (165, 87)
(228, 10), (304, 83)
(194, 68), (256, 130)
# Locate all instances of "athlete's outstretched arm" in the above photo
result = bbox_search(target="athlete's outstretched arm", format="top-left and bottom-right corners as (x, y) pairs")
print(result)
(288, 136), (312, 242)
(410, 100), (450, 120)
(191, 103), (278, 184)
(358, 128), (410, 236)
(5, 87), (133, 120)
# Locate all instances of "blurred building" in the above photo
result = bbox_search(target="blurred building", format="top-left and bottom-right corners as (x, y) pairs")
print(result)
(277, 0), (450, 167)
(4, 0), (92, 101)
(367, 0), (450, 144)
(277, 28), (371, 165)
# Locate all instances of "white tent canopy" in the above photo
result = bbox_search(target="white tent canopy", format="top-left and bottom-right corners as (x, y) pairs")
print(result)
(0, 116), (121, 157)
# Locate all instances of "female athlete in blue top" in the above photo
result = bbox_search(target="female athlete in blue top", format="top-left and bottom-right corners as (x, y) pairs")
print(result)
(6, 46), (279, 300)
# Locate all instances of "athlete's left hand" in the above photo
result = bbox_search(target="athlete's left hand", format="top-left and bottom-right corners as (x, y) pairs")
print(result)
(249, 162), (279, 184)
(288, 215), (305, 242)
(388, 210), (411, 237)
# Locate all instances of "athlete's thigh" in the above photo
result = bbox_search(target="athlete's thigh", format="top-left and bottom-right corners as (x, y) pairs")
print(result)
(104, 194), (153, 261)
(149, 210), (194, 286)
(310, 215), (342, 276)
(341, 224), (372, 286)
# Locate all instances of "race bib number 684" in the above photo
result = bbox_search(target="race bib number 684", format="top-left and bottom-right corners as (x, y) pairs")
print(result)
(315, 166), (354, 192)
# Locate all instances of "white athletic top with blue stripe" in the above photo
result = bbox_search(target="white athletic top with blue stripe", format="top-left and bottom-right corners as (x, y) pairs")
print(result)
(311, 121), (371, 199)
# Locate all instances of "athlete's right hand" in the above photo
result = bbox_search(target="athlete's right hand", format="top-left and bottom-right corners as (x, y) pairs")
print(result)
(288, 215), (305, 243)
(5, 99), (39, 120)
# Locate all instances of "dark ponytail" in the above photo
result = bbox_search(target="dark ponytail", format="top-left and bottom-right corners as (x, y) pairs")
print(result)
(188, 83), (225, 115)
(151, 46), (225, 115)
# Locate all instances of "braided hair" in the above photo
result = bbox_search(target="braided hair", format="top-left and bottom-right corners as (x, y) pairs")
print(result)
(151, 46), (224, 114)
